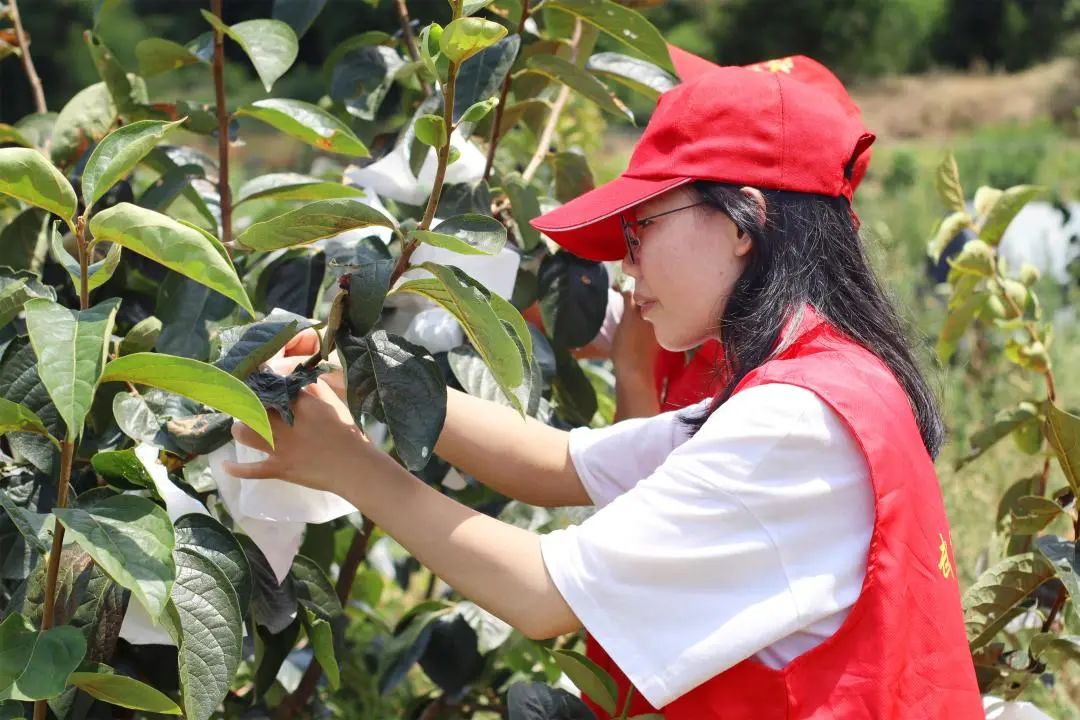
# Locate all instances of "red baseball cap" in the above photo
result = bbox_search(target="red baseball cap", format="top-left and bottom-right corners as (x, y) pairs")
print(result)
(530, 55), (875, 262)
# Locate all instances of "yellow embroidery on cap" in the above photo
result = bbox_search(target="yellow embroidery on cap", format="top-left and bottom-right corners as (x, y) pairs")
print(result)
(938, 533), (953, 579)
(748, 57), (795, 74)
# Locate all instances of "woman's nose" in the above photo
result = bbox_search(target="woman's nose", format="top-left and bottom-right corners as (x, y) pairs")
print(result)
(621, 253), (640, 278)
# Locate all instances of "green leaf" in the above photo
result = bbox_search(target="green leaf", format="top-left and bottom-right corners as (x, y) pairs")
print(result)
(89, 202), (254, 316)
(962, 551), (1056, 649)
(1035, 537), (1080, 622)
(300, 607), (340, 689)
(979, 185), (1044, 247)
(0, 615), (86, 702)
(99, 353), (274, 448)
(135, 37), (205, 77)
(84, 31), (141, 116)
(552, 344), (597, 426)
(552, 152), (596, 204)
(506, 682), (595, 720)
(90, 448), (155, 492)
(526, 55), (632, 120)
(414, 114), (447, 150)
(463, 0), (496, 14)
(345, 245), (394, 336)
(49, 223), (122, 294)
(585, 51), (677, 100)
(0, 490), (53, 554)
(175, 514), (252, 612)
(23, 297), (120, 439)
(54, 495), (175, 620)
(68, 671), (181, 714)
(935, 151), (966, 214)
(449, 345), (539, 415)
(273, 0), (329, 37)
(0, 148), (77, 230)
(236, 198), (395, 252)
(236, 99), (369, 157)
(234, 172), (366, 207)
(453, 35), (518, 127)
(936, 274), (981, 363)
(459, 97), (498, 124)
(336, 330), (446, 471)
(1045, 400), (1080, 496)
(0, 123), (34, 148)
(539, 251), (607, 348)
(0, 271), (55, 330)
(395, 262), (525, 396)
(200, 12), (298, 92)
(214, 309), (318, 379)
(50, 82), (121, 169)
(551, 649), (618, 716)
(119, 316), (162, 356)
(239, 536), (299, 635)
(82, 119), (185, 208)
(1030, 633), (1080, 664)
(0, 397), (52, 445)
(503, 173), (542, 252)
(330, 45), (404, 122)
(1009, 496), (1063, 535)
(957, 401), (1041, 470)
(440, 17), (508, 64)
(156, 273), (235, 360)
(546, 0), (674, 73)
(410, 214), (506, 256)
(927, 211), (972, 264)
(0, 208), (50, 274)
(166, 547), (242, 720)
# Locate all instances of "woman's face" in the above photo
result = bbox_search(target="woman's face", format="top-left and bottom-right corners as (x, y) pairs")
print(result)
(620, 186), (756, 352)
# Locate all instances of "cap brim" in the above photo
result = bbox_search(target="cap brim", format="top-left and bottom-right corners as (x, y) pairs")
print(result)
(529, 175), (692, 261)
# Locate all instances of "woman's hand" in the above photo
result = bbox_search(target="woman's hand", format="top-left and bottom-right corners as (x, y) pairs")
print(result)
(612, 290), (662, 420)
(612, 290), (660, 383)
(223, 379), (370, 498)
(263, 327), (346, 402)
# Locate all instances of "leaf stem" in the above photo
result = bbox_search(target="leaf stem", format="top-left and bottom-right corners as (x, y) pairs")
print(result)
(210, 0), (233, 252)
(482, 1), (532, 182)
(618, 685), (636, 720)
(76, 213), (89, 310)
(33, 438), (75, 720)
(8, 0), (47, 115)
(392, 56), (461, 280)
(522, 19), (583, 183)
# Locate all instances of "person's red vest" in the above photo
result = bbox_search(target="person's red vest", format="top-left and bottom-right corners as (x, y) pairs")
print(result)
(581, 307), (983, 719)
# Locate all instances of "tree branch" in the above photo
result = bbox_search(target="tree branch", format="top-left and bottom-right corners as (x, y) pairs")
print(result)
(8, 0), (46, 115)
(210, 0), (233, 251)
(272, 516), (376, 720)
(522, 19), (583, 183)
(33, 438), (75, 720)
(483, 1), (532, 182)
(394, 0), (431, 96)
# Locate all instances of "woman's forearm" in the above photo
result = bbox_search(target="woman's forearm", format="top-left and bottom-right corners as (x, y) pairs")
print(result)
(349, 449), (581, 640)
(434, 388), (592, 508)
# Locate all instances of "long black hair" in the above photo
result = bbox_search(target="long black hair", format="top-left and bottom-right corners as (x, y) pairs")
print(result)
(681, 181), (945, 458)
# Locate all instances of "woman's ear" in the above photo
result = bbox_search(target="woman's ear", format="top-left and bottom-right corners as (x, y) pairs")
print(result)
(739, 186), (767, 227)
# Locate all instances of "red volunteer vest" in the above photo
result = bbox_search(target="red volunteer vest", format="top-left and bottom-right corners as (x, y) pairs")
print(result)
(582, 308), (982, 719)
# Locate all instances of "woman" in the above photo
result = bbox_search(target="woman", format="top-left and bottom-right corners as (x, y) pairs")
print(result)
(225, 61), (983, 718)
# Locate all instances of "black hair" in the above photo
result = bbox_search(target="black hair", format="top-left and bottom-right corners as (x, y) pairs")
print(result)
(681, 181), (945, 459)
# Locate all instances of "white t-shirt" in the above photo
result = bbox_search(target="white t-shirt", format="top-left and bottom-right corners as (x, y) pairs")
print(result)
(538, 383), (875, 709)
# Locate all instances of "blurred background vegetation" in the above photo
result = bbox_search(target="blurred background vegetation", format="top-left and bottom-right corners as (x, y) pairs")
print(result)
(3, 0), (1080, 714)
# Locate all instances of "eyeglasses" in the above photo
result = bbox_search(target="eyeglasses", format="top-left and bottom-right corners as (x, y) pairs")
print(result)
(621, 201), (707, 264)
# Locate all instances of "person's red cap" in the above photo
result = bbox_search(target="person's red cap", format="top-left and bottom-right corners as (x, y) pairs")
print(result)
(530, 55), (875, 262)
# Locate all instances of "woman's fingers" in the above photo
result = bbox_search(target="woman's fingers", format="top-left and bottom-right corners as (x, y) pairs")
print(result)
(220, 458), (278, 479)
(283, 327), (321, 356)
(231, 420), (275, 453)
